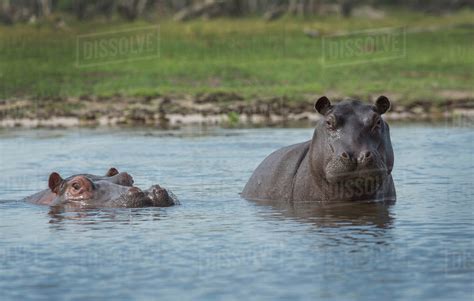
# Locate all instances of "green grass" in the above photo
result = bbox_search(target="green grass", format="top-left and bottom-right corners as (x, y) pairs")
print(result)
(0, 9), (473, 104)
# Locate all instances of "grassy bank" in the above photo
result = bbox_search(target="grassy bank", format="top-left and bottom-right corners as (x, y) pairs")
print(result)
(0, 9), (473, 105)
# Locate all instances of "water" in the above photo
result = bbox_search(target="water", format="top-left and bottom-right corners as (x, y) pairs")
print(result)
(0, 125), (472, 301)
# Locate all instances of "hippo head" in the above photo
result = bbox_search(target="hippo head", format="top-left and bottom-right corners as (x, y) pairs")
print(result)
(48, 172), (175, 209)
(311, 96), (394, 200)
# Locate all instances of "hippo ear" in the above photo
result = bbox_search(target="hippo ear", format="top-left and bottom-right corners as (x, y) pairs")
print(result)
(314, 96), (332, 115)
(375, 96), (391, 115)
(48, 172), (64, 194)
(105, 167), (119, 177)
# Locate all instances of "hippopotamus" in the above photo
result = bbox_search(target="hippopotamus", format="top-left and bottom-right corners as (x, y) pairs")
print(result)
(23, 168), (177, 209)
(242, 96), (396, 203)
(23, 168), (134, 205)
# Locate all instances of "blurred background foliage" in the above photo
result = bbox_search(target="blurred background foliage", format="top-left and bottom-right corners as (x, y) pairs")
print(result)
(1, 0), (473, 24)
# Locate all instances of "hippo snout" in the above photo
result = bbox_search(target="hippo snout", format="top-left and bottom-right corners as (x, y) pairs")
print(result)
(124, 185), (176, 207)
(146, 185), (176, 207)
(339, 150), (373, 165)
(326, 149), (387, 184)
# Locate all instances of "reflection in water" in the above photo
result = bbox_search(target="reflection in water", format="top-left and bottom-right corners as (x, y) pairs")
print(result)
(48, 207), (165, 226)
(252, 199), (395, 229)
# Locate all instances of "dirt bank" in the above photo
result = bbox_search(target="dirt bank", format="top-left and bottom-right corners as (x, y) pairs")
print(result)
(1, 93), (473, 128)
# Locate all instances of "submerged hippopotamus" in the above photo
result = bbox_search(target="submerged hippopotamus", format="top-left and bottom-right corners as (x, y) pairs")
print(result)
(23, 168), (133, 205)
(242, 96), (396, 203)
(24, 168), (177, 209)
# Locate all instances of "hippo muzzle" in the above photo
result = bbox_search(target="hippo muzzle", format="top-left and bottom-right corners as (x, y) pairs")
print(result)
(325, 148), (389, 186)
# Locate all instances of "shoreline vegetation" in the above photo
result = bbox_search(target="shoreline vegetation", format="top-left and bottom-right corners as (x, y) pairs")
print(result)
(1, 9), (473, 128)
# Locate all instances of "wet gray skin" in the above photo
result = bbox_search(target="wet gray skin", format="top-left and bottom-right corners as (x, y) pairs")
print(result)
(23, 167), (134, 205)
(242, 96), (396, 203)
(72, 167), (134, 186)
(48, 173), (177, 210)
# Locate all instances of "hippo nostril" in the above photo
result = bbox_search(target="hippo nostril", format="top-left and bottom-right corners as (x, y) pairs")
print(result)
(341, 152), (350, 160)
(358, 151), (373, 164)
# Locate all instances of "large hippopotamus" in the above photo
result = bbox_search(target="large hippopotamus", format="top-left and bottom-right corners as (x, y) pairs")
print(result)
(242, 96), (396, 203)
(23, 168), (177, 209)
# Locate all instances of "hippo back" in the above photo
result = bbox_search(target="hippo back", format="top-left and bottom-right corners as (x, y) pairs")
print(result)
(241, 141), (311, 202)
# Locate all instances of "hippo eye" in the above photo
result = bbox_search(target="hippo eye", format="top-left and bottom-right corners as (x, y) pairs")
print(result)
(326, 115), (337, 130)
(72, 183), (81, 190)
(373, 117), (382, 130)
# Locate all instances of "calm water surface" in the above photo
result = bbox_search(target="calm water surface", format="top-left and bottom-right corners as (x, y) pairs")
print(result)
(0, 125), (472, 301)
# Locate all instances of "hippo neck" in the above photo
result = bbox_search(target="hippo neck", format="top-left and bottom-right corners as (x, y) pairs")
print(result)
(304, 127), (331, 201)
(308, 126), (327, 182)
